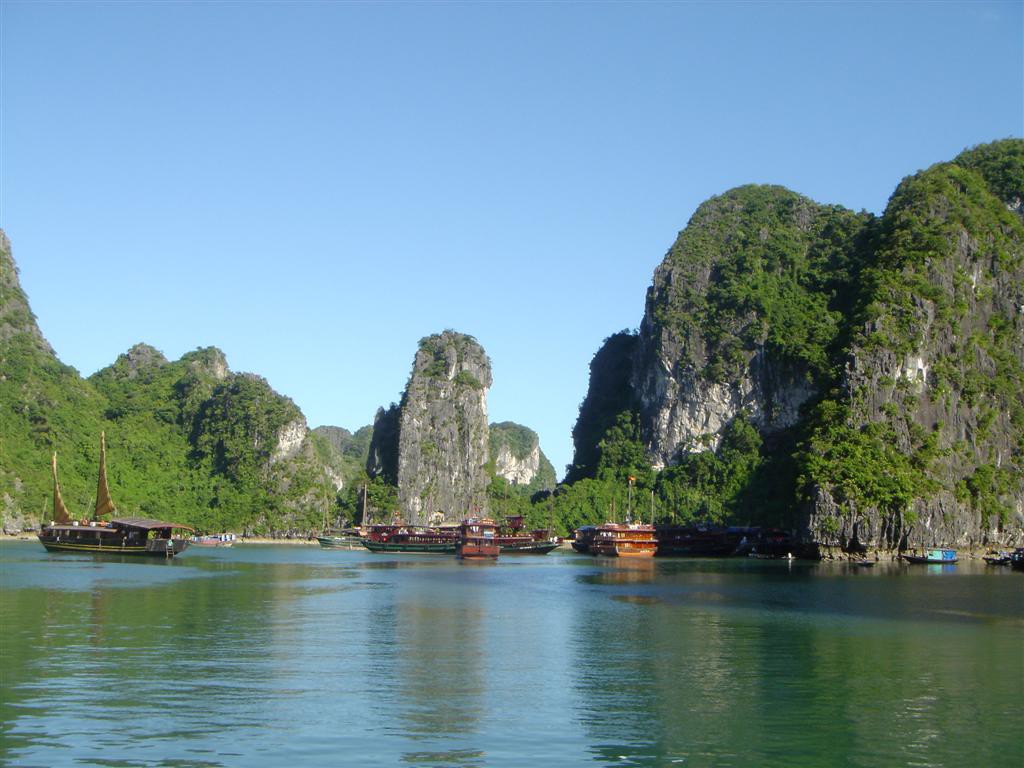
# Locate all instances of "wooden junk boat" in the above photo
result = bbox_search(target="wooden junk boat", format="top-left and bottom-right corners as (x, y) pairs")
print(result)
(38, 434), (193, 557)
(900, 548), (958, 565)
(360, 524), (458, 553)
(589, 522), (658, 558)
(456, 518), (500, 560)
(496, 516), (558, 555)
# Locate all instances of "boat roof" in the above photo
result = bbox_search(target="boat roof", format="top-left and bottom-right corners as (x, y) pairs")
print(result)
(42, 518), (193, 532)
(111, 517), (195, 531)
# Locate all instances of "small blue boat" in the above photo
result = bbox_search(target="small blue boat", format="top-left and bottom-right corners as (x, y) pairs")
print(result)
(1010, 548), (1024, 572)
(901, 548), (957, 564)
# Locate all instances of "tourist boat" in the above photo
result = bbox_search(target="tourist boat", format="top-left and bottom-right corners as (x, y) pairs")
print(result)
(1010, 548), (1024, 571)
(38, 434), (193, 557)
(496, 516), (558, 554)
(456, 518), (500, 560)
(191, 533), (237, 547)
(589, 522), (657, 557)
(983, 551), (1012, 566)
(317, 529), (363, 549)
(654, 525), (741, 557)
(900, 548), (958, 564)
(360, 524), (458, 553)
(571, 525), (597, 553)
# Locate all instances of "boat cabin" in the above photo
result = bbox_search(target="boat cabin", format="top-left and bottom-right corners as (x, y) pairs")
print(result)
(589, 522), (657, 558)
(457, 518), (499, 560)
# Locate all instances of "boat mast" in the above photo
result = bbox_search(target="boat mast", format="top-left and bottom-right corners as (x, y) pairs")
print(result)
(51, 452), (73, 525)
(627, 476), (634, 524)
(94, 432), (117, 520)
(361, 483), (368, 529)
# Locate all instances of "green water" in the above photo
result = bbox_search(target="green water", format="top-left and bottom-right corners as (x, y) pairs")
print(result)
(1, 541), (1021, 767)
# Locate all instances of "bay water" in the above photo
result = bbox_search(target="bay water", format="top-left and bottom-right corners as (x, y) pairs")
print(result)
(1, 541), (1021, 767)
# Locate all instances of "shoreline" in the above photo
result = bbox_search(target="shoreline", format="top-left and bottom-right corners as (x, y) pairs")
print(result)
(0, 531), (1011, 558)
(0, 532), (319, 545)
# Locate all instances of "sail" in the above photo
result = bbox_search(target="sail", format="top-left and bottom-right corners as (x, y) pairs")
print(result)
(51, 452), (73, 524)
(94, 432), (117, 519)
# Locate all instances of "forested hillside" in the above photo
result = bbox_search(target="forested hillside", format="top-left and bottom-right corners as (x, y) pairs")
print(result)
(0, 235), (351, 535)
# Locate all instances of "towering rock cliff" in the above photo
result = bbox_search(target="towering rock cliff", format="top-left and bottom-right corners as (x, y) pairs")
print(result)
(393, 331), (492, 525)
(570, 139), (1024, 550)
(804, 140), (1024, 549)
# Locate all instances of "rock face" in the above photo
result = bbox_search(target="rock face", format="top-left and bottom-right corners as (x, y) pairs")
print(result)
(489, 421), (556, 492)
(271, 417), (308, 464)
(367, 332), (492, 525)
(805, 141), (1024, 550)
(397, 331), (492, 525)
(630, 185), (869, 468)
(0, 230), (54, 354)
(113, 343), (169, 377)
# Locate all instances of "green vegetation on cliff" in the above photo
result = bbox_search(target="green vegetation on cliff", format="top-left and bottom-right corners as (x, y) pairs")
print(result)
(653, 185), (873, 384)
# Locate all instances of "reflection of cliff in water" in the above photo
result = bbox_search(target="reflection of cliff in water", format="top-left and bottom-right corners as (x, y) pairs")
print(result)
(571, 563), (1024, 765)
(364, 569), (486, 743)
(570, 579), (742, 764)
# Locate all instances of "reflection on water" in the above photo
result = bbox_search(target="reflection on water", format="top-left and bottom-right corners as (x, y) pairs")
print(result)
(1, 544), (1021, 767)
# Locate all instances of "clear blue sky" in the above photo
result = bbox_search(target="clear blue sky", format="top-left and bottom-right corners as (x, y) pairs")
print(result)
(3, 1), (1021, 478)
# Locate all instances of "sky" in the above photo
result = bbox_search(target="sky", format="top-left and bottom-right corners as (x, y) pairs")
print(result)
(2, 1), (1022, 479)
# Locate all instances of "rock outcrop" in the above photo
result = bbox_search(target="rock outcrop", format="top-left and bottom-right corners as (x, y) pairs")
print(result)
(570, 139), (1024, 551)
(0, 230), (54, 354)
(395, 331), (492, 525)
(630, 185), (870, 467)
(490, 421), (556, 493)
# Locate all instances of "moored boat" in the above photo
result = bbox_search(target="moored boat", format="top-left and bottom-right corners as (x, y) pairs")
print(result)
(317, 529), (363, 550)
(496, 516), (558, 554)
(900, 548), (958, 564)
(1010, 548), (1024, 571)
(654, 525), (739, 557)
(456, 518), (500, 560)
(360, 524), (458, 553)
(191, 533), (237, 547)
(589, 522), (657, 558)
(983, 552), (1012, 566)
(571, 525), (597, 553)
(40, 518), (194, 556)
(500, 538), (559, 554)
(38, 434), (193, 557)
